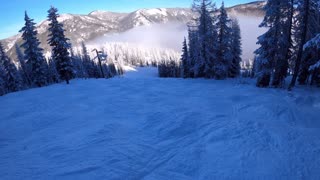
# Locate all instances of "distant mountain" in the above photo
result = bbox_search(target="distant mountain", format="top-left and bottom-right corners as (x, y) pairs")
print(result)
(228, 1), (266, 16)
(1, 1), (266, 61)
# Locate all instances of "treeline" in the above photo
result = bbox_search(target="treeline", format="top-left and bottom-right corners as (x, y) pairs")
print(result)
(89, 42), (181, 67)
(0, 7), (122, 96)
(254, 0), (320, 89)
(158, 59), (181, 78)
(159, 0), (320, 91)
(159, 0), (242, 79)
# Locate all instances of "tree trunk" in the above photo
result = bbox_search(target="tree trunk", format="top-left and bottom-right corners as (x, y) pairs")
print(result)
(66, 73), (70, 84)
(272, 0), (294, 87)
(289, 0), (310, 90)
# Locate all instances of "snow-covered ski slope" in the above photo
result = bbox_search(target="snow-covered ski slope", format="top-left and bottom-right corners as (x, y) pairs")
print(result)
(0, 68), (320, 179)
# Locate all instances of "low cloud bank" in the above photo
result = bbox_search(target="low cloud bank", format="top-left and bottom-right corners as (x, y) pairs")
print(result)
(89, 15), (266, 62)
(89, 22), (188, 52)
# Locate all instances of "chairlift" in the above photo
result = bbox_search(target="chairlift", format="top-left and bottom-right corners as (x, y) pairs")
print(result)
(99, 54), (108, 61)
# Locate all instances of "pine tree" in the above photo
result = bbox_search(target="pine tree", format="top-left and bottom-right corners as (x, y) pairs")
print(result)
(0, 42), (22, 92)
(181, 37), (190, 78)
(215, 2), (232, 80)
(20, 12), (47, 87)
(192, 0), (217, 78)
(228, 18), (242, 78)
(81, 42), (93, 78)
(92, 62), (101, 78)
(296, 0), (320, 86)
(0, 65), (6, 96)
(47, 6), (73, 84)
(188, 27), (198, 78)
(47, 58), (60, 84)
(271, 0), (294, 87)
(303, 33), (320, 85)
(255, 0), (283, 87)
(70, 48), (86, 78)
(15, 43), (31, 86)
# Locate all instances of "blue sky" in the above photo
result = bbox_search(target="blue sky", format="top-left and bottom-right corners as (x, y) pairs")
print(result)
(0, 0), (252, 39)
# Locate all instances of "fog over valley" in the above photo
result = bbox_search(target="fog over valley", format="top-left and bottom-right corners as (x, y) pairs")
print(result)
(91, 14), (266, 62)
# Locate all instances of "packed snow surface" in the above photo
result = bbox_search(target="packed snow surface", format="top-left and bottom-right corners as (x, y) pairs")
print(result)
(1, 68), (320, 179)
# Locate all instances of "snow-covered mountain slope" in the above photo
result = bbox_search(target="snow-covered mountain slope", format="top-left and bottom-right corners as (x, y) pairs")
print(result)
(0, 67), (320, 179)
(1, 1), (266, 61)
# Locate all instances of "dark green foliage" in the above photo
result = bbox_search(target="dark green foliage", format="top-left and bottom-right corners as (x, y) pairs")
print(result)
(47, 6), (73, 84)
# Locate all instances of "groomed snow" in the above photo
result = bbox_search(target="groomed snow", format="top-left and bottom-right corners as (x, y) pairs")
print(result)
(0, 68), (320, 179)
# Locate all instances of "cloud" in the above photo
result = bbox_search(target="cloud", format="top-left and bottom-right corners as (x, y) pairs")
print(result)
(88, 15), (267, 62)
(235, 14), (266, 61)
(88, 22), (188, 51)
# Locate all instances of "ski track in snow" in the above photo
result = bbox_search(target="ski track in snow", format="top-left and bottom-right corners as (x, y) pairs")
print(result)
(0, 68), (320, 179)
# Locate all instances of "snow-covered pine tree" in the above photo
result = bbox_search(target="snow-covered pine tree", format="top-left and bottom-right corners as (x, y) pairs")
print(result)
(69, 47), (76, 79)
(102, 64), (111, 78)
(15, 43), (31, 87)
(81, 42), (95, 78)
(70, 48), (86, 79)
(181, 37), (190, 78)
(47, 58), (60, 84)
(0, 65), (6, 96)
(187, 27), (198, 78)
(252, 56), (258, 78)
(215, 2), (232, 80)
(92, 61), (101, 78)
(192, 0), (217, 78)
(205, 4), (218, 79)
(20, 12), (48, 87)
(228, 18), (242, 78)
(295, 0), (320, 86)
(255, 0), (283, 87)
(0, 42), (22, 92)
(303, 33), (320, 85)
(0, 47), (7, 96)
(47, 6), (73, 84)
(270, 0), (295, 87)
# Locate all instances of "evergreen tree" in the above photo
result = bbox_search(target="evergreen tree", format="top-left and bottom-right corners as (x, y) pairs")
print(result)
(255, 0), (283, 87)
(81, 42), (94, 78)
(192, 0), (217, 78)
(106, 63), (117, 78)
(70, 48), (86, 78)
(47, 58), (60, 84)
(0, 65), (6, 96)
(47, 6), (73, 84)
(181, 37), (190, 78)
(296, 0), (320, 85)
(20, 12), (47, 87)
(92, 61), (101, 78)
(15, 43), (31, 86)
(215, 2), (232, 80)
(252, 56), (258, 78)
(228, 18), (242, 78)
(303, 33), (320, 85)
(271, 0), (295, 87)
(158, 59), (181, 78)
(0, 42), (22, 92)
(188, 27), (198, 78)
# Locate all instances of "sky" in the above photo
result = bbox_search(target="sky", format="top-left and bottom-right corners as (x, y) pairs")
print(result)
(0, 0), (252, 40)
